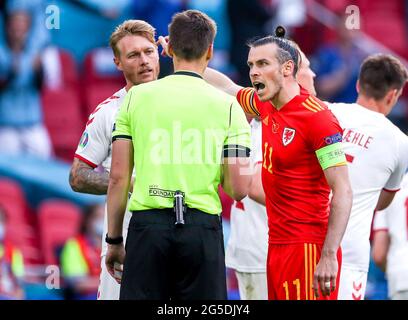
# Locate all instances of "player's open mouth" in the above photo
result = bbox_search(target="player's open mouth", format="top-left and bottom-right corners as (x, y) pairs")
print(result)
(140, 69), (153, 75)
(253, 82), (266, 94)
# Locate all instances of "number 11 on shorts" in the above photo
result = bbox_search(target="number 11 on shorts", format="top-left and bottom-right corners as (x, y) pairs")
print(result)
(283, 279), (300, 300)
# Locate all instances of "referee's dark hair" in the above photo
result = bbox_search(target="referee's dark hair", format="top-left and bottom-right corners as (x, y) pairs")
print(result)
(359, 54), (408, 100)
(168, 10), (217, 61)
(247, 26), (300, 76)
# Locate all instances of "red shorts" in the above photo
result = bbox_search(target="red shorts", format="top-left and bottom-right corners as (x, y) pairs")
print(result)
(266, 242), (342, 300)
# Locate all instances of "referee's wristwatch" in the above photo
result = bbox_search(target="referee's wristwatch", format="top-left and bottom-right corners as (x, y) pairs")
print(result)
(105, 234), (123, 245)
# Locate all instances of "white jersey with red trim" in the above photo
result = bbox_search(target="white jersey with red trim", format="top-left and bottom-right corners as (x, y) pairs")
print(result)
(373, 173), (408, 298)
(75, 88), (127, 171)
(329, 102), (408, 272)
(75, 87), (128, 257)
(225, 119), (268, 272)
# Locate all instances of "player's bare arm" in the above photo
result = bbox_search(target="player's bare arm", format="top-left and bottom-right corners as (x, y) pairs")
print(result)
(314, 165), (352, 298)
(105, 139), (133, 282)
(203, 67), (243, 97)
(222, 157), (251, 201)
(372, 230), (390, 272)
(376, 189), (397, 211)
(248, 162), (265, 206)
(69, 158), (109, 195)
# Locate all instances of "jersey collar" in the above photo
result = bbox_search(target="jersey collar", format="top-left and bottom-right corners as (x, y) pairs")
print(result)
(173, 70), (203, 79)
(272, 85), (310, 113)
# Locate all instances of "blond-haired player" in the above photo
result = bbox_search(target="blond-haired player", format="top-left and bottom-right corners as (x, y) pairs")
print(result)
(69, 20), (160, 300)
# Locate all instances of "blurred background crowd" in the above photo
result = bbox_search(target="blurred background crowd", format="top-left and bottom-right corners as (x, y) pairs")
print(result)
(0, 0), (406, 299)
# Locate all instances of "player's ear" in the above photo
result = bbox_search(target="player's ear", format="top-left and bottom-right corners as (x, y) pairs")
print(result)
(384, 89), (399, 106)
(206, 43), (214, 61)
(283, 60), (294, 77)
(114, 56), (122, 71)
(356, 80), (360, 94)
(382, 88), (399, 115)
(167, 43), (174, 58)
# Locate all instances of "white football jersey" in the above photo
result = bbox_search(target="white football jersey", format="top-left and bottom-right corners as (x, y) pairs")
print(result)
(373, 173), (408, 298)
(225, 119), (268, 273)
(75, 88), (131, 256)
(329, 103), (408, 272)
(75, 88), (127, 171)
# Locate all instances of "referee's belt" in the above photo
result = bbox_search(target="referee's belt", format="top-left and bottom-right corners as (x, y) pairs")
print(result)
(130, 208), (222, 227)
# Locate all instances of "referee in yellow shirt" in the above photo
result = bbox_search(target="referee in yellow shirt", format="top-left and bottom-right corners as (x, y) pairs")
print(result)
(105, 10), (252, 300)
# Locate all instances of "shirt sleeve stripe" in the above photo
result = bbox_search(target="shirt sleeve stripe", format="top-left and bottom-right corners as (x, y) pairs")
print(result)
(241, 89), (252, 114)
(306, 97), (324, 111)
(74, 154), (98, 169)
(309, 96), (327, 110)
(238, 88), (245, 107)
(223, 145), (251, 157)
(383, 188), (400, 193)
(302, 102), (318, 113)
(305, 99), (322, 112)
(112, 135), (132, 142)
(238, 88), (260, 116)
(248, 90), (261, 117)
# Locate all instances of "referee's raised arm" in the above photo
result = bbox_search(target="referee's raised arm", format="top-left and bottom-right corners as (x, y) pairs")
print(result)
(221, 100), (252, 201)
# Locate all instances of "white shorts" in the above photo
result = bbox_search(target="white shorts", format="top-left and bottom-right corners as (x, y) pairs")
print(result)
(338, 267), (368, 300)
(235, 271), (268, 300)
(97, 255), (121, 300)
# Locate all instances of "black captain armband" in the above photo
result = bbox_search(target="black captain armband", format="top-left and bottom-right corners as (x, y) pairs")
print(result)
(223, 145), (251, 157)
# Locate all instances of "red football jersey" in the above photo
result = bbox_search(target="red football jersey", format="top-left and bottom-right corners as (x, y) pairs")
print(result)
(237, 87), (344, 244)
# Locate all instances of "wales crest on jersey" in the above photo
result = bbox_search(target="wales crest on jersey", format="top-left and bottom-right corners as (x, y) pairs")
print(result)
(282, 128), (295, 146)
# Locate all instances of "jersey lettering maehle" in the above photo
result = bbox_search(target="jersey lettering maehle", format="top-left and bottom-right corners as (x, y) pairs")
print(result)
(329, 102), (408, 272)
(74, 88), (127, 171)
(374, 173), (408, 298)
(226, 119), (268, 272)
(74, 87), (128, 257)
(237, 87), (344, 244)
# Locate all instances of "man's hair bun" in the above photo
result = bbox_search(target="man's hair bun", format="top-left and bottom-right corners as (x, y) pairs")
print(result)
(275, 26), (286, 38)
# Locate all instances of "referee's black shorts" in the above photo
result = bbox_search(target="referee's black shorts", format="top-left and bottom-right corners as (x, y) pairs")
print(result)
(120, 208), (227, 300)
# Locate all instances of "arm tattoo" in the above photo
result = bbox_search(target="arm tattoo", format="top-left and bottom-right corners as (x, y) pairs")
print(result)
(69, 159), (109, 195)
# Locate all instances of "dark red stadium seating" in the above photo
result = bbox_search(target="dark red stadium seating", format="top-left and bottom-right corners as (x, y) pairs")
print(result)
(82, 48), (125, 117)
(37, 200), (82, 265)
(42, 88), (83, 162)
(42, 49), (83, 162)
(0, 178), (42, 263)
(356, 0), (408, 59)
(0, 178), (27, 225)
(316, 0), (408, 59)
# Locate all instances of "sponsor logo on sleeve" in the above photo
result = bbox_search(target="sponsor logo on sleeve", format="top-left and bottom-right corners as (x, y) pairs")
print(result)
(324, 132), (342, 145)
